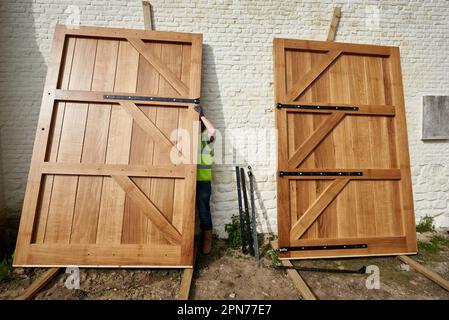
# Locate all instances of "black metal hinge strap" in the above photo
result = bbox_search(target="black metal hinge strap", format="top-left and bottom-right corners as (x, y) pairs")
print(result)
(277, 103), (358, 111)
(104, 95), (200, 104)
(279, 171), (363, 177)
(279, 244), (368, 252)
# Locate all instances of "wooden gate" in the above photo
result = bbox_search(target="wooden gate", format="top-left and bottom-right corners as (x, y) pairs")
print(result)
(274, 38), (417, 259)
(13, 25), (202, 267)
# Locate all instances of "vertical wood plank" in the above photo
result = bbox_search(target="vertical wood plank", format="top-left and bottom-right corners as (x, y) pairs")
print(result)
(309, 53), (334, 239)
(382, 56), (404, 237)
(364, 56), (397, 236)
(180, 35), (202, 265)
(71, 39), (119, 244)
(274, 39), (291, 253)
(326, 55), (349, 239)
(44, 37), (97, 244)
(32, 36), (76, 243)
(96, 40), (139, 244)
(122, 42), (161, 244)
(149, 42), (183, 244)
(388, 48), (417, 250)
(350, 55), (376, 237)
(14, 26), (68, 264)
(173, 44), (192, 233)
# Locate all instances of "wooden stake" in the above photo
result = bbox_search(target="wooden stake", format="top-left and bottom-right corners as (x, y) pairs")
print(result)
(178, 242), (198, 300)
(142, 1), (154, 30)
(398, 255), (449, 292)
(15, 267), (61, 300)
(271, 241), (317, 300)
(326, 7), (341, 41)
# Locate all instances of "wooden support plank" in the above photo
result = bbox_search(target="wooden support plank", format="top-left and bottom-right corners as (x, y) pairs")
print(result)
(271, 241), (316, 300)
(398, 255), (449, 292)
(286, 50), (342, 102)
(142, 1), (153, 30)
(287, 112), (345, 168)
(41, 163), (186, 178)
(127, 38), (189, 96)
(290, 179), (350, 240)
(119, 101), (175, 151)
(178, 243), (197, 300)
(326, 7), (341, 41)
(282, 259), (317, 300)
(178, 268), (194, 300)
(111, 175), (182, 245)
(14, 268), (60, 300)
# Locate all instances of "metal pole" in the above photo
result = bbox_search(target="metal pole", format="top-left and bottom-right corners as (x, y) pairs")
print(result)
(235, 166), (247, 253)
(247, 166), (260, 261)
(240, 167), (253, 255)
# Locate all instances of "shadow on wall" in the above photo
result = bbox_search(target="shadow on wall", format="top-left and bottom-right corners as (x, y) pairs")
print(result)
(0, 0), (45, 258)
(231, 146), (275, 235)
(0, 132), (6, 259)
(199, 44), (224, 233)
(202, 44), (274, 236)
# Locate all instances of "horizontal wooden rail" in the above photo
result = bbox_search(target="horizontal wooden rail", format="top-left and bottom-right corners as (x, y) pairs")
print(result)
(281, 169), (401, 180)
(57, 24), (201, 43)
(290, 236), (407, 247)
(53, 89), (192, 107)
(41, 163), (187, 178)
(279, 38), (392, 56)
(278, 102), (395, 116)
(23, 243), (182, 267)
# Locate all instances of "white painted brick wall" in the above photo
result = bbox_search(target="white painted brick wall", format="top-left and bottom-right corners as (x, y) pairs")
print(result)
(0, 0), (448, 237)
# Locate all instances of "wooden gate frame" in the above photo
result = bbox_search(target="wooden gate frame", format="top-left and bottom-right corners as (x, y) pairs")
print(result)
(14, 24), (202, 268)
(274, 38), (417, 259)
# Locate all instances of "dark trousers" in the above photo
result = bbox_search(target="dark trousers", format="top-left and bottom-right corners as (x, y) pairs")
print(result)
(196, 181), (212, 231)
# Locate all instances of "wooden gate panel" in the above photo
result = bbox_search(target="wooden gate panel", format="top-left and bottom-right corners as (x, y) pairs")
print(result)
(275, 38), (416, 259)
(14, 25), (202, 267)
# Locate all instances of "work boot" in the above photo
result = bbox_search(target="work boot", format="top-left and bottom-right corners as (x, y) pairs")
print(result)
(202, 230), (213, 254)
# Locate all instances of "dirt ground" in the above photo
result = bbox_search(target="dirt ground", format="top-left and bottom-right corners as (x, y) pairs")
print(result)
(1, 231), (448, 300)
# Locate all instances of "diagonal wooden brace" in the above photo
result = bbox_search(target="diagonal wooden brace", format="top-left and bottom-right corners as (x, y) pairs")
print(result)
(112, 175), (182, 245)
(290, 178), (350, 240)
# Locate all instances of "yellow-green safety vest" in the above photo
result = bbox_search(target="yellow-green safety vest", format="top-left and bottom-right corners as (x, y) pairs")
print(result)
(197, 130), (214, 181)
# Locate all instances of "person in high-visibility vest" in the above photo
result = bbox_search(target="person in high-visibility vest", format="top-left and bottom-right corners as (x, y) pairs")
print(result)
(195, 105), (216, 254)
